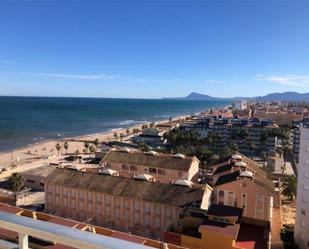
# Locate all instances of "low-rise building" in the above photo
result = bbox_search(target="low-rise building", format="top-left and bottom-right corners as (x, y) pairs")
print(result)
(22, 165), (56, 191)
(134, 128), (166, 149)
(45, 168), (211, 239)
(101, 150), (199, 183)
(164, 204), (269, 249)
(209, 153), (277, 223)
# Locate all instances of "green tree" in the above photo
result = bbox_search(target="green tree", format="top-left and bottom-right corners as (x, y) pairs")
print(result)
(120, 133), (124, 141)
(139, 142), (149, 152)
(89, 145), (96, 156)
(94, 138), (99, 146)
(220, 146), (232, 158)
(8, 173), (24, 192)
(113, 132), (118, 140)
(84, 142), (90, 153)
(281, 175), (297, 201)
(63, 142), (69, 155)
(141, 124), (148, 130)
(126, 128), (130, 136)
(149, 122), (155, 128)
(55, 143), (62, 156)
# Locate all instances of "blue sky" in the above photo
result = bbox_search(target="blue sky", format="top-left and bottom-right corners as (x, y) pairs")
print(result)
(1, 1), (309, 98)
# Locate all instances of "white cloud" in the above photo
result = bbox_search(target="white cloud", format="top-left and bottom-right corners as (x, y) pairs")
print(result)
(8, 72), (182, 84)
(256, 74), (309, 87)
(0, 59), (19, 65)
(11, 72), (116, 80)
(204, 79), (227, 84)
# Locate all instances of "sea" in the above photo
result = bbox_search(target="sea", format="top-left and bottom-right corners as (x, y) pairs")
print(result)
(0, 96), (230, 152)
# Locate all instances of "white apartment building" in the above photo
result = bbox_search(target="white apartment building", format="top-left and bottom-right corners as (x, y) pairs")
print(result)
(233, 100), (247, 110)
(295, 123), (309, 249)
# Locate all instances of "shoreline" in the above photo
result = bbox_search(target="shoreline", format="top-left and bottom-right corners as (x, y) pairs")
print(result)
(0, 114), (189, 169)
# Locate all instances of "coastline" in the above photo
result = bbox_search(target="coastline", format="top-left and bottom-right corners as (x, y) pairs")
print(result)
(0, 114), (189, 169)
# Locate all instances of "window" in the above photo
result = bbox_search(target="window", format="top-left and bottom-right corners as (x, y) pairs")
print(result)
(96, 194), (101, 203)
(114, 198), (120, 208)
(144, 202), (151, 213)
(218, 190), (224, 205)
(302, 209), (306, 216)
(134, 200), (140, 211)
(26, 179), (35, 184)
(255, 195), (264, 218)
(40, 182), (44, 187)
(241, 193), (247, 210)
(71, 189), (76, 197)
(122, 164), (129, 170)
(96, 205), (101, 215)
(105, 195), (111, 205)
(79, 191), (84, 200)
(149, 168), (157, 174)
(133, 212), (140, 224)
(130, 165), (137, 171)
(124, 210), (130, 222)
(227, 192), (235, 206)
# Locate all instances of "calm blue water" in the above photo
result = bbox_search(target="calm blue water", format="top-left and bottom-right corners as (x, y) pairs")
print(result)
(0, 97), (230, 152)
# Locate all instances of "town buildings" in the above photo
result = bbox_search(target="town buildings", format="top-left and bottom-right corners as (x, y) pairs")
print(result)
(21, 165), (56, 191)
(44, 168), (211, 239)
(209, 153), (277, 223)
(233, 100), (247, 110)
(182, 116), (280, 157)
(164, 204), (269, 249)
(100, 150), (200, 184)
(134, 127), (166, 149)
(295, 121), (309, 249)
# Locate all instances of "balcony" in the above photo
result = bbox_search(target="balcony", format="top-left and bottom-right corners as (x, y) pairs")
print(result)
(0, 211), (155, 249)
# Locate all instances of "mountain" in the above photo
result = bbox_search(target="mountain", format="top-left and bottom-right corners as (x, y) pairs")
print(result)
(163, 91), (309, 102)
(163, 92), (229, 100)
(254, 92), (309, 101)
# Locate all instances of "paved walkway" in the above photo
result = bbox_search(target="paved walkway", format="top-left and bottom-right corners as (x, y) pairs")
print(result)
(0, 157), (60, 180)
(271, 206), (283, 249)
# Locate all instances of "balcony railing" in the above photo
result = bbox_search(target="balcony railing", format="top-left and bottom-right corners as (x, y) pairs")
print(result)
(0, 211), (153, 249)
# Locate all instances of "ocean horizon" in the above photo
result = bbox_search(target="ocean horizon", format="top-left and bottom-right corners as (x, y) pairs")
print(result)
(0, 96), (230, 153)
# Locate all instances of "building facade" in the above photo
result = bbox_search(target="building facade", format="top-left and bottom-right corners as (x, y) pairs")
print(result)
(295, 122), (309, 249)
(45, 169), (210, 239)
(101, 150), (199, 183)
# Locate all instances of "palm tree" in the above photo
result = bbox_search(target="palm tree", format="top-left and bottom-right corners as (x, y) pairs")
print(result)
(113, 132), (118, 140)
(89, 145), (96, 155)
(63, 142), (69, 155)
(149, 122), (155, 128)
(141, 124), (148, 131)
(55, 143), (62, 156)
(8, 173), (24, 192)
(281, 175), (297, 201)
(120, 133), (124, 141)
(94, 138), (99, 146)
(84, 142), (90, 153)
(126, 128), (130, 136)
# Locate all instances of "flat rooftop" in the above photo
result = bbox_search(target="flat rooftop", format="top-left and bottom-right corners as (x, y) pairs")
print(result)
(22, 165), (57, 177)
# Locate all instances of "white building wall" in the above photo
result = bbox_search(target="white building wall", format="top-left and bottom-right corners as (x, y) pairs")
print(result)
(295, 124), (309, 249)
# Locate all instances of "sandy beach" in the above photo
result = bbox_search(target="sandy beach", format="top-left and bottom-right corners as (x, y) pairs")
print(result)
(0, 115), (189, 169)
